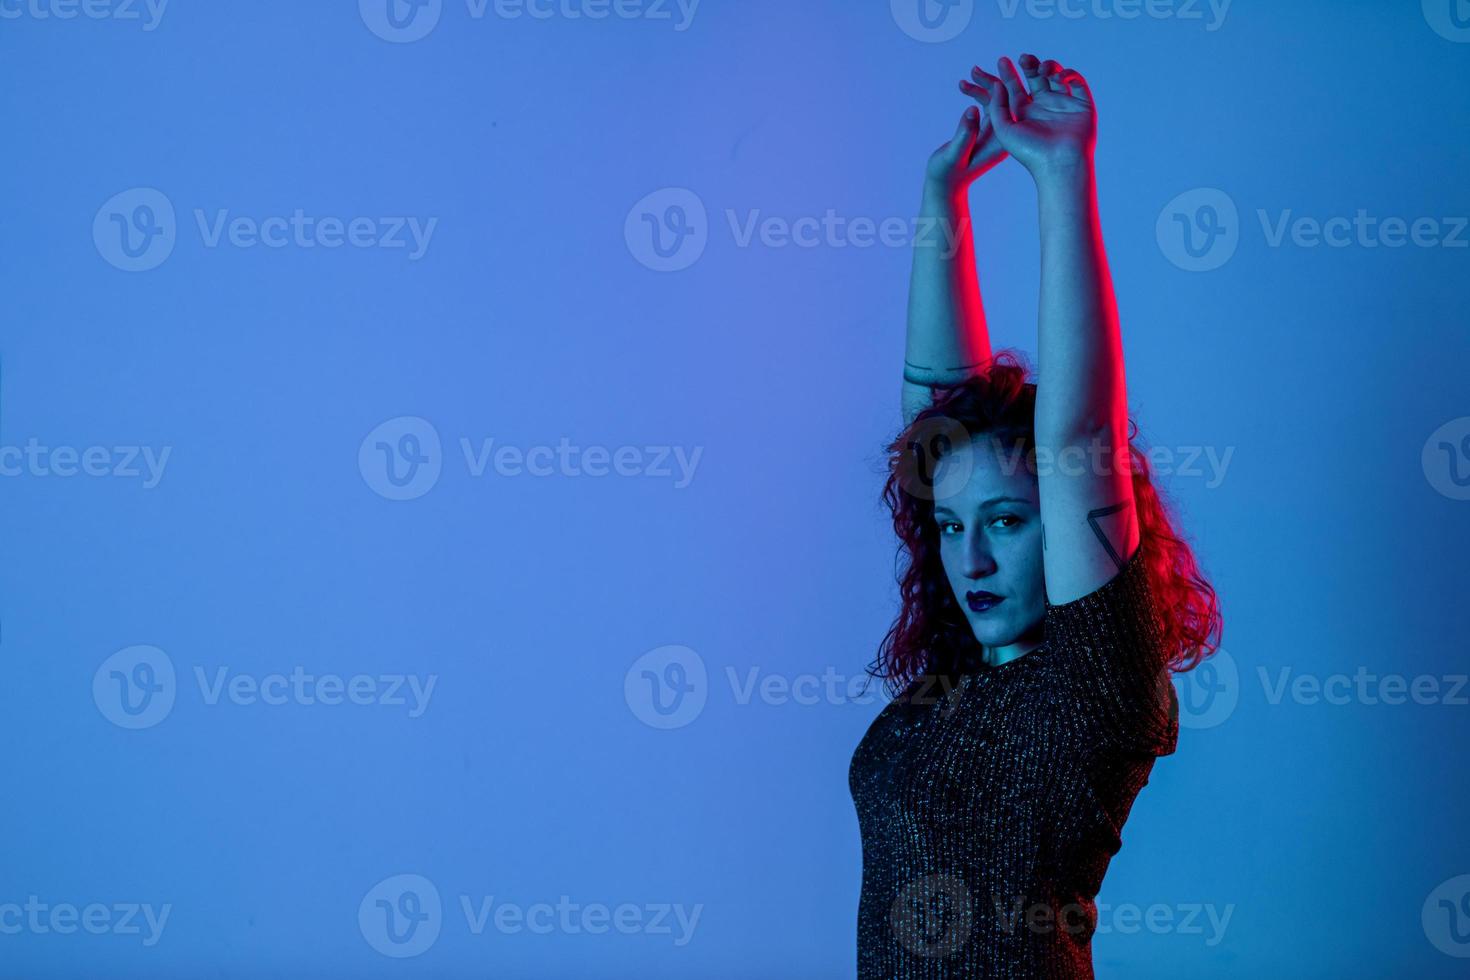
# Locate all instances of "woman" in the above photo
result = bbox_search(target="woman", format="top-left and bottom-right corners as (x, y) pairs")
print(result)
(848, 55), (1222, 977)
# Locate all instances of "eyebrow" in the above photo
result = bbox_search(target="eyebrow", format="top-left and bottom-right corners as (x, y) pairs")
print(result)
(933, 495), (1034, 516)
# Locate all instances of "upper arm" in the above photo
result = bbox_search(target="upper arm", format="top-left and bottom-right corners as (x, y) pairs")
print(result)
(900, 379), (934, 429)
(1036, 424), (1140, 605)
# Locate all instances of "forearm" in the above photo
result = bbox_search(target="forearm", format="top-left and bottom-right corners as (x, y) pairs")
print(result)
(1033, 162), (1126, 444)
(903, 186), (993, 388)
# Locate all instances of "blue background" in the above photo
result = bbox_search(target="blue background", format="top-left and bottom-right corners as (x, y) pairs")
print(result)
(2, 0), (1468, 976)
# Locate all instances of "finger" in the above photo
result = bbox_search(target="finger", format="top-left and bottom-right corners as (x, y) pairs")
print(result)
(1018, 53), (1048, 97)
(1058, 68), (1093, 104)
(959, 77), (989, 102)
(996, 56), (1029, 109)
(1037, 59), (1063, 92)
(948, 105), (979, 161)
(975, 112), (994, 149)
(966, 67), (1012, 126)
(964, 115), (1006, 175)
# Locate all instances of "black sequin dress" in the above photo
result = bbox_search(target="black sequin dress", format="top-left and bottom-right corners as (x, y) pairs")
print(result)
(849, 545), (1179, 978)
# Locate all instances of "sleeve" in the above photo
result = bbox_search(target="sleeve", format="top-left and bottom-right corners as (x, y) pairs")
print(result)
(1043, 544), (1179, 756)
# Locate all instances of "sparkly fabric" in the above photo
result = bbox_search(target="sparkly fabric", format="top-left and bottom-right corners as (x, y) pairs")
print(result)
(849, 544), (1178, 978)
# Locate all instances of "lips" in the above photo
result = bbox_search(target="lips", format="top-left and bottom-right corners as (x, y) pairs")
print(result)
(966, 592), (1004, 613)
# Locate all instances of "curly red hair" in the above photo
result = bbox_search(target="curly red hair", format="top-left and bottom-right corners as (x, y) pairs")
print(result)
(868, 349), (1222, 697)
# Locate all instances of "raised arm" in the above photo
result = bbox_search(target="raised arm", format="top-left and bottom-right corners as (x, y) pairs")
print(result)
(900, 105), (1007, 428)
(963, 55), (1139, 604)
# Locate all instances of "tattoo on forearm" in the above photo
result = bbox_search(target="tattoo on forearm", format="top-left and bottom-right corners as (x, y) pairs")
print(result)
(1086, 502), (1129, 572)
(903, 359), (989, 386)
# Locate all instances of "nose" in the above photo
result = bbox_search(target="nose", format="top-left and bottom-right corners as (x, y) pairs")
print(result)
(961, 532), (998, 579)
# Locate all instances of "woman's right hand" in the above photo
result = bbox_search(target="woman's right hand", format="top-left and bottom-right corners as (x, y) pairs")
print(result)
(923, 104), (1007, 203)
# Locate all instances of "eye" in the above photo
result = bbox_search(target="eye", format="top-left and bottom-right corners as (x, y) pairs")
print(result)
(991, 513), (1022, 529)
(937, 520), (962, 536)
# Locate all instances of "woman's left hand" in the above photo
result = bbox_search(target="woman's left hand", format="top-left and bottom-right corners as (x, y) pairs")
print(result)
(959, 54), (1096, 182)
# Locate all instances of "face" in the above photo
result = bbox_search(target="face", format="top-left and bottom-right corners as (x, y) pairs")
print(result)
(930, 433), (1047, 650)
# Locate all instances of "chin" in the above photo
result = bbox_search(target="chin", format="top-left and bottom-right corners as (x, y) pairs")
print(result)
(965, 616), (1010, 646)
(968, 610), (1036, 646)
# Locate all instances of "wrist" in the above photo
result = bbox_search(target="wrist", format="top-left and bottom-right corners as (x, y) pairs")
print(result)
(1029, 154), (1095, 195)
(920, 180), (969, 215)
(1034, 160), (1100, 231)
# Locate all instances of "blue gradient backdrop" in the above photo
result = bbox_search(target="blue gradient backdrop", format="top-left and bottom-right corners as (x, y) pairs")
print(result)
(2, 0), (1468, 976)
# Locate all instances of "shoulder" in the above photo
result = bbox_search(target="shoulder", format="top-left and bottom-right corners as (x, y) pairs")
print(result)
(1044, 542), (1155, 643)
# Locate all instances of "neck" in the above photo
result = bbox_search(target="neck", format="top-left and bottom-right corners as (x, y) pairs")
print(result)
(983, 624), (1045, 667)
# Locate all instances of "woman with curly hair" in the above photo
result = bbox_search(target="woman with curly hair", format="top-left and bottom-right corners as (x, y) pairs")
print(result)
(849, 54), (1223, 977)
